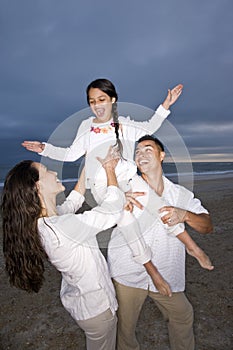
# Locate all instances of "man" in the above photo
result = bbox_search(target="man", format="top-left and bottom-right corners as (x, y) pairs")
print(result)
(108, 135), (213, 350)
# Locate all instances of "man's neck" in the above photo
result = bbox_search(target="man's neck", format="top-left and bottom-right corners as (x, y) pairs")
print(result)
(142, 169), (164, 196)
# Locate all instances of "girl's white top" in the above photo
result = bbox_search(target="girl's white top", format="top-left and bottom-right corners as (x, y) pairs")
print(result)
(40, 105), (170, 198)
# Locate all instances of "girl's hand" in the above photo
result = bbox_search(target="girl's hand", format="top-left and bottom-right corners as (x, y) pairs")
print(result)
(22, 141), (45, 153)
(162, 84), (183, 110)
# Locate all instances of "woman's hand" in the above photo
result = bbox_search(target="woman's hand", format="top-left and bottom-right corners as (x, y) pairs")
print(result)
(162, 84), (183, 110)
(124, 191), (145, 212)
(96, 146), (120, 187)
(96, 145), (120, 170)
(22, 141), (45, 153)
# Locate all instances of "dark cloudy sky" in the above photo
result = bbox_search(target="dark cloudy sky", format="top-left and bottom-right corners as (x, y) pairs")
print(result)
(0, 0), (232, 169)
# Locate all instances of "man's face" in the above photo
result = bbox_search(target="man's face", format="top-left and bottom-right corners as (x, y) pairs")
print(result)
(135, 140), (164, 174)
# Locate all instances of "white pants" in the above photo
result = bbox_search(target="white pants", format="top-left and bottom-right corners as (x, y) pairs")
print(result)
(76, 308), (117, 350)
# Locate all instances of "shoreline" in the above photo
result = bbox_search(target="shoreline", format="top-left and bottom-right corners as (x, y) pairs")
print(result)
(0, 175), (233, 349)
(1, 171), (232, 193)
(1, 168), (233, 188)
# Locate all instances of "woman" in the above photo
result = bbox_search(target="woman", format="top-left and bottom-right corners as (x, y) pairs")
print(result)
(1, 147), (125, 350)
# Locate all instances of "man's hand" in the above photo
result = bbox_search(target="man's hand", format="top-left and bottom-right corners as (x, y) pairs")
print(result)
(160, 205), (213, 233)
(162, 84), (183, 110)
(159, 206), (187, 226)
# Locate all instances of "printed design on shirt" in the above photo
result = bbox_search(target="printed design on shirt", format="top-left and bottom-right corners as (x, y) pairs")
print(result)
(90, 122), (116, 134)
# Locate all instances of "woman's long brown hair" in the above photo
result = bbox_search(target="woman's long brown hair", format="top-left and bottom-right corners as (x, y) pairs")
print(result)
(1, 160), (47, 293)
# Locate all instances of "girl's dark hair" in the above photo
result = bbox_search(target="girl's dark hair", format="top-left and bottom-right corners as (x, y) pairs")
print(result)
(1, 160), (47, 293)
(86, 78), (122, 152)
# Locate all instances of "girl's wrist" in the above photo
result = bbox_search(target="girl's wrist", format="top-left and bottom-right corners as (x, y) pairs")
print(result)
(162, 100), (170, 110)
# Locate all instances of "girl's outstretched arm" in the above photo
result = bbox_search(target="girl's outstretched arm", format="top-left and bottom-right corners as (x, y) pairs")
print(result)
(22, 140), (45, 153)
(162, 84), (183, 110)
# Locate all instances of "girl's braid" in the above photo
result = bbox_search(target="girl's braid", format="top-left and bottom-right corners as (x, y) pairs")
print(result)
(112, 102), (123, 156)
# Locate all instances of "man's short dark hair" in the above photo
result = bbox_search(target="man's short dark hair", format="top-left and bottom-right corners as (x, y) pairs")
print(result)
(137, 135), (165, 152)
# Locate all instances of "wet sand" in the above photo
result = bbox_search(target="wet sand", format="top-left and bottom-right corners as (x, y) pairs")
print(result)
(0, 175), (233, 349)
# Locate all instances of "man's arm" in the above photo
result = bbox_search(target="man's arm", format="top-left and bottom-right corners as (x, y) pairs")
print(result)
(183, 211), (213, 233)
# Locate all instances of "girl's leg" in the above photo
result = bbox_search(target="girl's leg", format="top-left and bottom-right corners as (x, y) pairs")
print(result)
(76, 308), (117, 350)
(177, 230), (214, 270)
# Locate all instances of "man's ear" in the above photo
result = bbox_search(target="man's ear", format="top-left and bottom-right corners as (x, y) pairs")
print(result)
(112, 97), (116, 103)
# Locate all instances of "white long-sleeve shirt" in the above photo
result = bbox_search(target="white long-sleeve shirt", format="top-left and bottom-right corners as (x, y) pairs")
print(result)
(108, 177), (209, 293)
(38, 186), (125, 321)
(40, 104), (170, 192)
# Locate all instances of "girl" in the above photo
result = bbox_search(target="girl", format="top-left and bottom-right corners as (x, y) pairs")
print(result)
(2, 148), (124, 350)
(22, 78), (182, 200)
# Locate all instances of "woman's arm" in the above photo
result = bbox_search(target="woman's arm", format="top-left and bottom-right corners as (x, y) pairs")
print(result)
(56, 167), (86, 216)
(73, 167), (86, 196)
(54, 146), (124, 242)
(56, 144), (120, 216)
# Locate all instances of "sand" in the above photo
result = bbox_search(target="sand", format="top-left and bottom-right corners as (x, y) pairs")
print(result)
(0, 175), (233, 350)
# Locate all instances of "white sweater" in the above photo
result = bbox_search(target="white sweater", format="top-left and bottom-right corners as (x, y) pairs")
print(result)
(38, 186), (125, 321)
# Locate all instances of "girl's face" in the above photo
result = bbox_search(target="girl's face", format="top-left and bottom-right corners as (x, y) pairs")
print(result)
(88, 88), (115, 123)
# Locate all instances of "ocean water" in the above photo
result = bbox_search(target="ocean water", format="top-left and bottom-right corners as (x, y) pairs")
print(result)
(1, 162), (233, 189)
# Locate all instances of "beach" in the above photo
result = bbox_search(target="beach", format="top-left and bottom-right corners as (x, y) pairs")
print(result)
(0, 174), (232, 350)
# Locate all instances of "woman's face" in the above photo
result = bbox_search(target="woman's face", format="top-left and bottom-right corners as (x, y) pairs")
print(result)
(88, 88), (115, 123)
(34, 163), (65, 196)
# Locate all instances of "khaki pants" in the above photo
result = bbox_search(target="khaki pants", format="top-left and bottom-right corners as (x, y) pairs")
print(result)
(76, 308), (117, 350)
(113, 280), (194, 350)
